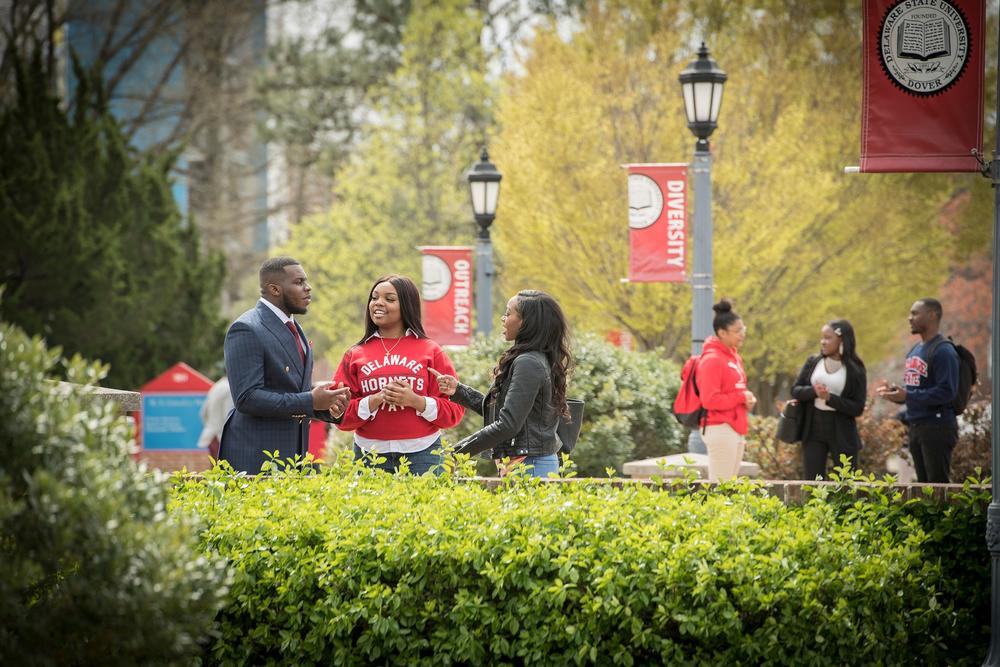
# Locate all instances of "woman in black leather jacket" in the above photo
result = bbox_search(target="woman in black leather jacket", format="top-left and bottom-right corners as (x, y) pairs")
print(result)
(431, 290), (572, 478)
(790, 319), (867, 480)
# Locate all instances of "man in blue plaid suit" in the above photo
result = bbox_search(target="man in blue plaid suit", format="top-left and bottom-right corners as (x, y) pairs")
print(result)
(218, 257), (350, 473)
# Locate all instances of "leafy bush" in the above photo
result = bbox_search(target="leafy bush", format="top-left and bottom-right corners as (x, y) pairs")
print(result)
(442, 333), (684, 476)
(811, 466), (990, 658)
(0, 318), (229, 665)
(172, 462), (988, 666)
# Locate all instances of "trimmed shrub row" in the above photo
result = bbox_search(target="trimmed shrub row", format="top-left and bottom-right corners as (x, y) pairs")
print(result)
(170, 462), (990, 666)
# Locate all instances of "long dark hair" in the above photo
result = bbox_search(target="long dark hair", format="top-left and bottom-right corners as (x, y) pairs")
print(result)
(492, 290), (572, 419)
(358, 274), (426, 344)
(827, 318), (865, 370)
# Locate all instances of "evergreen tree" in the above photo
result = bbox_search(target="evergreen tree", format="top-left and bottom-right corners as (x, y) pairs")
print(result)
(0, 50), (227, 389)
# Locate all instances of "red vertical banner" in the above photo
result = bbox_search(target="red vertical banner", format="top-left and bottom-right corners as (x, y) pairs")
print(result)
(861, 0), (985, 172)
(626, 163), (688, 282)
(419, 246), (473, 346)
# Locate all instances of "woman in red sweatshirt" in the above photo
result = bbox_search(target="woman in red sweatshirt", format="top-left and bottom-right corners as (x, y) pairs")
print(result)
(333, 275), (465, 475)
(695, 300), (757, 480)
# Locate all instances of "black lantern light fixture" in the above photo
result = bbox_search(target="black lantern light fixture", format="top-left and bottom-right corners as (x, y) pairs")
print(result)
(465, 146), (503, 336)
(466, 147), (502, 239)
(678, 42), (728, 151)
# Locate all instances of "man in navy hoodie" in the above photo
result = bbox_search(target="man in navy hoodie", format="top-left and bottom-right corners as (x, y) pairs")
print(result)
(876, 298), (959, 483)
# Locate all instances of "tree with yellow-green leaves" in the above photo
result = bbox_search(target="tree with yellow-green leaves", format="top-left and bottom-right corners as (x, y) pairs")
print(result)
(493, 0), (981, 402)
(280, 0), (493, 358)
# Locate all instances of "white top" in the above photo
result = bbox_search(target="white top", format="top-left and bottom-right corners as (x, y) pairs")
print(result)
(810, 358), (846, 411)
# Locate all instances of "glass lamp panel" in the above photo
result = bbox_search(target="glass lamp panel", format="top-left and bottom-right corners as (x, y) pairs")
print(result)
(469, 180), (487, 215)
(709, 82), (725, 123)
(682, 83), (696, 125)
(485, 181), (500, 216)
(693, 81), (713, 122)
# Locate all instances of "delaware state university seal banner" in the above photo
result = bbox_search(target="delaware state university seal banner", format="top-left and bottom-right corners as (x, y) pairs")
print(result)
(626, 164), (687, 282)
(419, 246), (472, 346)
(861, 0), (985, 172)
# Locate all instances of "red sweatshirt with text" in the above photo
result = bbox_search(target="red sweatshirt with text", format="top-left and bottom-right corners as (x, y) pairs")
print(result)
(333, 336), (465, 439)
(695, 336), (750, 434)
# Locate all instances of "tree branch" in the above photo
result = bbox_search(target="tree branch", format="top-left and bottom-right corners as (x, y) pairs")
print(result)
(121, 39), (189, 142)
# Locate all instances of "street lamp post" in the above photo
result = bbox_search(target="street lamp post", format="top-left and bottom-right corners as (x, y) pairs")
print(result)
(678, 42), (727, 454)
(983, 13), (1000, 666)
(466, 147), (502, 337)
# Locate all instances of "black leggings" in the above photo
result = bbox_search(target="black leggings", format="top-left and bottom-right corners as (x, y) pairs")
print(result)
(802, 409), (856, 480)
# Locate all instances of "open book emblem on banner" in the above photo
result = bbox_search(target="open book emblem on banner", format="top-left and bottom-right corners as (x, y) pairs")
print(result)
(627, 174), (663, 230)
(878, 0), (971, 96)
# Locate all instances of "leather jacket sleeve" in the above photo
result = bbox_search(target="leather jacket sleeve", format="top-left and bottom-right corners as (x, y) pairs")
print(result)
(450, 382), (486, 417)
(454, 355), (546, 457)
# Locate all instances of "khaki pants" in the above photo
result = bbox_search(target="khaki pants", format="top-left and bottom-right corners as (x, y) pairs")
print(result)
(703, 423), (745, 481)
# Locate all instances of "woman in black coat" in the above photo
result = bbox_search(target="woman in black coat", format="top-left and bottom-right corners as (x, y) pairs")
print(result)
(790, 319), (867, 480)
(430, 290), (573, 478)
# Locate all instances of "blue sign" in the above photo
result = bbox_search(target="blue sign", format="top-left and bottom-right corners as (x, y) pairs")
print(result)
(142, 393), (206, 450)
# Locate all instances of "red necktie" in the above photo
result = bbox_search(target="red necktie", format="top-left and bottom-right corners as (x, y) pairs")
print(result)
(285, 321), (305, 363)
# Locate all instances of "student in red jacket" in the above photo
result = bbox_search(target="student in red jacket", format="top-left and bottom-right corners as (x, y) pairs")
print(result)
(696, 300), (757, 481)
(333, 274), (465, 475)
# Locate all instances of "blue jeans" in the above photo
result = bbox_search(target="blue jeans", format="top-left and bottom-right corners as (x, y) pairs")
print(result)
(353, 439), (443, 476)
(500, 453), (559, 478)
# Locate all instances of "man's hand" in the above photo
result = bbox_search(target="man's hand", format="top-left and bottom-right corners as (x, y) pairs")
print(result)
(328, 382), (350, 418)
(383, 379), (425, 411)
(312, 381), (351, 412)
(875, 380), (906, 404)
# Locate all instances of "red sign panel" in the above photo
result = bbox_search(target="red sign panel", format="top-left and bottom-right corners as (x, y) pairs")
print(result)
(861, 0), (985, 172)
(419, 246), (473, 346)
(626, 163), (687, 282)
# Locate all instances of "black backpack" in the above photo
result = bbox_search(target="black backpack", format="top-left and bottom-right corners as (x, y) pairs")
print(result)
(924, 336), (978, 415)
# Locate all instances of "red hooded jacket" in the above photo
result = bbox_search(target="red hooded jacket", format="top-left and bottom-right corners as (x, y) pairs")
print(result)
(695, 336), (749, 435)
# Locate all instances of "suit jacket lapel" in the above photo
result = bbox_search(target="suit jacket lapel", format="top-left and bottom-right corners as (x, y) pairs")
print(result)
(257, 302), (303, 371)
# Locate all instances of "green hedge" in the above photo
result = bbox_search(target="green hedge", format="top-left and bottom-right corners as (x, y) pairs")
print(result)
(171, 462), (989, 666)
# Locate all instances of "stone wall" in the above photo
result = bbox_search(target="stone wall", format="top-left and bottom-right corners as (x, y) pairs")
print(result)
(467, 476), (990, 505)
(135, 450), (214, 473)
